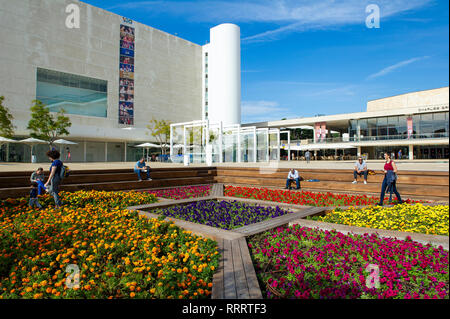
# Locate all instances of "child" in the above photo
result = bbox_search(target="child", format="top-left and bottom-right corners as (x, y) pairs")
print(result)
(30, 167), (46, 195)
(29, 182), (42, 209)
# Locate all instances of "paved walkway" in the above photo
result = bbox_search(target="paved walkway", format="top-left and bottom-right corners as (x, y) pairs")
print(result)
(0, 159), (448, 172)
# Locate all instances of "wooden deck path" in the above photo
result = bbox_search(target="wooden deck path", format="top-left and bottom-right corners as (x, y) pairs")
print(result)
(212, 237), (262, 299)
(130, 197), (326, 299)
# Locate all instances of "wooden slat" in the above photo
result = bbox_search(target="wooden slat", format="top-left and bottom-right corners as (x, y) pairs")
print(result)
(223, 239), (237, 299)
(231, 239), (250, 299)
(211, 238), (224, 299)
(238, 237), (263, 299)
(211, 183), (224, 196)
(235, 207), (326, 236)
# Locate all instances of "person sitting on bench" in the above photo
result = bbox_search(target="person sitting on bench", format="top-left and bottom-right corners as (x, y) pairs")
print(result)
(352, 156), (368, 184)
(285, 168), (301, 190)
(134, 157), (152, 181)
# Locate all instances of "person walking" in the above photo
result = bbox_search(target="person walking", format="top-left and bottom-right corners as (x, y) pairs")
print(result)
(305, 150), (311, 163)
(377, 152), (403, 206)
(65, 147), (71, 162)
(44, 150), (63, 208)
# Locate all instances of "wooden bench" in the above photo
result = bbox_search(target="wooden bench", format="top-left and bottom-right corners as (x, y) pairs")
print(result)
(0, 167), (215, 199)
(214, 167), (449, 200)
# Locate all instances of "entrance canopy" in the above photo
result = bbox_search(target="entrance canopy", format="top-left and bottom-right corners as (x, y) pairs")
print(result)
(291, 143), (357, 151)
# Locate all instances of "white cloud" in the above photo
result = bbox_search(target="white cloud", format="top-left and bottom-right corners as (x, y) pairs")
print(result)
(241, 100), (296, 122)
(302, 85), (357, 97)
(366, 56), (430, 79)
(107, 0), (433, 43)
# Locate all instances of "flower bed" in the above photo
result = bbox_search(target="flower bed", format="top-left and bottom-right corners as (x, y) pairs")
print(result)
(248, 225), (449, 299)
(144, 185), (211, 200)
(224, 186), (419, 207)
(0, 191), (219, 299)
(308, 204), (449, 236)
(153, 200), (292, 230)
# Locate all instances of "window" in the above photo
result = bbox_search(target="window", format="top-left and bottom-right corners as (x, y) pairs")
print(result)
(36, 68), (107, 118)
(368, 118), (377, 137)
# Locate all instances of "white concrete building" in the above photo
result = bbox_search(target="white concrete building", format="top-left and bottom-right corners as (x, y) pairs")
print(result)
(0, 0), (241, 162)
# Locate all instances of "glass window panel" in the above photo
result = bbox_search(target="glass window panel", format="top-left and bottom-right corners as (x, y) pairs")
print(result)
(377, 117), (387, 125)
(359, 119), (368, 129)
(388, 127), (398, 136)
(36, 68), (107, 118)
(388, 116), (398, 124)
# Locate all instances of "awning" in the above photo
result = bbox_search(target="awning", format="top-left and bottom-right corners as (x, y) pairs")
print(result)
(290, 143), (357, 151)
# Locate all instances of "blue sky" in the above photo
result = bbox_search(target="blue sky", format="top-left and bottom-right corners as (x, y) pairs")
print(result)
(82, 0), (449, 123)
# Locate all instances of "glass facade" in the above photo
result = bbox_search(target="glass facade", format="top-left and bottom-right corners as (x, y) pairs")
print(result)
(36, 68), (108, 117)
(415, 145), (449, 159)
(349, 112), (449, 141)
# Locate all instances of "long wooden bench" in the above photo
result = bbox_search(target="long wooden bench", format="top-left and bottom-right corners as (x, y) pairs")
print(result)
(0, 167), (215, 199)
(214, 167), (449, 201)
(215, 168), (449, 186)
(0, 166), (448, 201)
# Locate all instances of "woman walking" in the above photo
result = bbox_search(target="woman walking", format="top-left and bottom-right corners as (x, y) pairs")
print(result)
(44, 150), (64, 208)
(377, 152), (403, 206)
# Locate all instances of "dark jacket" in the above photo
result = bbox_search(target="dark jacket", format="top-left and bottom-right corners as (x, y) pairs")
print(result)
(385, 170), (397, 193)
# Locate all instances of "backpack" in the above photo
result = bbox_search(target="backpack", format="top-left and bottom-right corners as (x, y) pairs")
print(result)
(59, 165), (70, 179)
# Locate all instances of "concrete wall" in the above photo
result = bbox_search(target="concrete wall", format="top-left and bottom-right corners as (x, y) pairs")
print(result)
(367, 87), (449, 112)
(0, 0), (202, 143)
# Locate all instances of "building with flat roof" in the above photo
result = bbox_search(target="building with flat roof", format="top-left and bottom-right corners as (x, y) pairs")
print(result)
(170, 86), (448, 165)
(0, 0), (240, 162)
(244, 87), (449, 160)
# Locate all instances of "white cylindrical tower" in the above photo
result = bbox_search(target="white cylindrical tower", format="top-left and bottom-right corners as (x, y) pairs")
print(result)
(207, 23), (241, 126)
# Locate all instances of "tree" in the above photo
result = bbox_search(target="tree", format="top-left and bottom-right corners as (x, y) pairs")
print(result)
(0, 96), (15, 138)
(146, 117), (172, 155)
(27, 100), (72, 147)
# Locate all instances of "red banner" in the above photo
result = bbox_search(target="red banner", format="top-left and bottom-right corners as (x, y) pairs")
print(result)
(407, 117), (413, 139)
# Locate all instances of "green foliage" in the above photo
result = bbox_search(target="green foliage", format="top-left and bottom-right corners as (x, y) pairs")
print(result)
(26, 100), (71, 146)
(146, 117), (172, 154)
(0, 96), (15, 138)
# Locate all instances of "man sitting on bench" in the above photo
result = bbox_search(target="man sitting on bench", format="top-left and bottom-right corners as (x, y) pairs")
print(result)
(285, 168), (301, 190)
(134, 157), (152, 181)
(352, 156), (368, 184)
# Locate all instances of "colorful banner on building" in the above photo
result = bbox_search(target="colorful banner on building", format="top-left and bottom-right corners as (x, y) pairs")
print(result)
(314, 122), (327, 142)
(320, 122), (327, 142)
(314, 123), (321, 143)
(407, 116), (413, 139)
(119, 23), (135, 125)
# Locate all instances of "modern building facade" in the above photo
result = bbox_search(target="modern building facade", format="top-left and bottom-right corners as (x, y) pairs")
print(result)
(171, 87), (448, 165)
(0, 0), (241, 162)
(245, 87), (449, 160)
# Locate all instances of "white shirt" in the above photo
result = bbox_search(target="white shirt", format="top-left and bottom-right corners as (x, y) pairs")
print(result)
(355, 160), (367, 171)
(288, 170), (299, 179)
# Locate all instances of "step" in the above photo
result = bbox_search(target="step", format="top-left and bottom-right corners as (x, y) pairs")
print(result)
(0, 170), (214, 187)
(0, 176), (214, 199)
(215, 176), (449, 198)
(216, 169), (449, 186)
